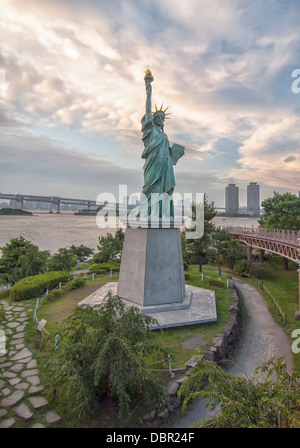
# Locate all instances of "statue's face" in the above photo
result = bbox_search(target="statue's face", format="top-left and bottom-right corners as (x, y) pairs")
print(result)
(154, 114), (164, 128)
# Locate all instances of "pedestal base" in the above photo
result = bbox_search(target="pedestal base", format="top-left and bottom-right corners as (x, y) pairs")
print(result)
(117, 227), (185, 306)
(78, 282), (217, 330)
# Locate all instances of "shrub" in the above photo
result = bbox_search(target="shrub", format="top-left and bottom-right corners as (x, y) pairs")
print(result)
(68, 277), (87, 289)
(89, 263), (120, 273)
(48, 289), (64, 299)
(89, 269), (107, 275)
(208, 278), (224, 288)
(53, 294), (168, 418)
(233, 259), (249, 274)
(0, 289), (10, 300)
(10, 271), (70, 301)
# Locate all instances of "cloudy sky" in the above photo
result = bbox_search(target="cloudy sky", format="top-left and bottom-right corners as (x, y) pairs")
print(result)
(0, 0), (299, 208)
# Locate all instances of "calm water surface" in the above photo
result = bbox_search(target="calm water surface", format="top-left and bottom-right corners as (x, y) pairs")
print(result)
(0, 211), (259, 254)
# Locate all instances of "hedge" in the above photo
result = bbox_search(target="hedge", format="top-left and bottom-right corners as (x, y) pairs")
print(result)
(88, 263), (120, 273)
(10, 271), (71, 301)
(208, 278), (224, 288)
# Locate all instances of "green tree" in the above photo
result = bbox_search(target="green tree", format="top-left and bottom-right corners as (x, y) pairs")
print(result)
(184, 195), (217, 272)
(259, 192), (300, 230)
(93, 229), (125, 263)
(69, 244), (94, 262)
(221, 238), (247, 269)
(0, 237), (49, 284)
(48, 248), (76, 272)
(179, 357), (300, 428)
(259, 192), (300, 269)
(53, 293), (168, 419)
(211, 228), (231, 277)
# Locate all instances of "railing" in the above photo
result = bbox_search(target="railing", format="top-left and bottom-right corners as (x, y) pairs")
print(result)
(226, 226), (300, 247)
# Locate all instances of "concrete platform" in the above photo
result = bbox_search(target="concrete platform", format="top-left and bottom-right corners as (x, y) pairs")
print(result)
(78, 282), (217, 330)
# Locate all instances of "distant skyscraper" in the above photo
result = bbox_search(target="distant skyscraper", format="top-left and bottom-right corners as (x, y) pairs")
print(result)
(225, 184), (239, 213)
(247, 182), (260, 216)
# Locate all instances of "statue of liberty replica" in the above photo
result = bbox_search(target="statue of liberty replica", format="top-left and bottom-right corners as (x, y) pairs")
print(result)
(138, 69), (185, 219)
(117, 70), (187, 307)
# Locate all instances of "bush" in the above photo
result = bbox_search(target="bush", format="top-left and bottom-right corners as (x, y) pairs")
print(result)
(89, 269), (108, 275)
(208, 278), (224, 288)
(233, 259), (249, 274)
(48, 289), (64, 299)
(0, 289), (10, 300)
(89, 263), (120, 273)
(10, 271), (70, 301)
(68, 277), (87, 289)
(53, 294), (168, 418)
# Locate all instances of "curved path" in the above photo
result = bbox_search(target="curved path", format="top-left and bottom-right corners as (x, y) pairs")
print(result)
(175, 278), (293, 428)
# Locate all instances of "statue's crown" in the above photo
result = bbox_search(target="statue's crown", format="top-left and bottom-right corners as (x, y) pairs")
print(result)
(152, 104), (171, 120)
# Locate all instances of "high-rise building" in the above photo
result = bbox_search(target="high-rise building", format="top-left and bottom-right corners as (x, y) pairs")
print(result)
(247, 182), (260, 216)
(225, 184), (239, 213)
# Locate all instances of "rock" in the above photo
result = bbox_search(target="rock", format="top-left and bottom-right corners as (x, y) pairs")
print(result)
(0, 362), (12, 369)
(7, 322), (19, 328)
(21, 368), (39, 378)
(27, 375), (40, 386)
(167, 382), (179, 397)
(10, 339), (25, 346)
(31, 423), (45, 428)
(0, 418), (15, 428)
(15, 382), (30, 390)
(171, 397), (182, 409)
(9, 377), (21, 386)
(28, 385), (44, 394)
(0, 409), (8, 418)
(157, 408), (169, 420)
(3, 371), (17, 378)
(14, 403), (33, 420)
(2, 388), (11, 396)
(1, 390), (24, 406)
(186, 355), (202, 369)
(176, 376), (188, 386)
(11, 348), (32, 361)
(27, 359), (37, 369)
(10, 363), (24, 372)
(28, 396), (48, 409)
(46, 411), (61, 424)
(12, 332), (25, 339)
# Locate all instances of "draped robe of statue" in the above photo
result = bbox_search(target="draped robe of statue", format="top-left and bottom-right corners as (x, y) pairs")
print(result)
(139, 114), (176, 218)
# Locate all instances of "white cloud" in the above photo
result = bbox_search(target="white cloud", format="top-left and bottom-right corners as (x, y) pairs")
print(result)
(1, 0), (299, 203)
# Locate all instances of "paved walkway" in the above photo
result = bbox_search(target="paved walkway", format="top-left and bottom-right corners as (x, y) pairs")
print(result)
(175, 279), (293, 427)
(0, 300), (61, 428)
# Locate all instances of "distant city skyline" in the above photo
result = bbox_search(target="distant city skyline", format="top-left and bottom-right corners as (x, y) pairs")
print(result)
(0, 1), (299, 207)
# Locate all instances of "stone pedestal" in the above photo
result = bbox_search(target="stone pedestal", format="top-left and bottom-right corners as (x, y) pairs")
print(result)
(117, 227), (185, 306)
(78, 220), (217, 330)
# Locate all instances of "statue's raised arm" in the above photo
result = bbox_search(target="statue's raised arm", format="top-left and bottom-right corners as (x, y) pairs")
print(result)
(144, 69), (154, 121)
(138, 69), (185, 219)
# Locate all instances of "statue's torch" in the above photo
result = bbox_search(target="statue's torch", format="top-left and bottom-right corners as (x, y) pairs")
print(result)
(144, 69), (154, 84)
